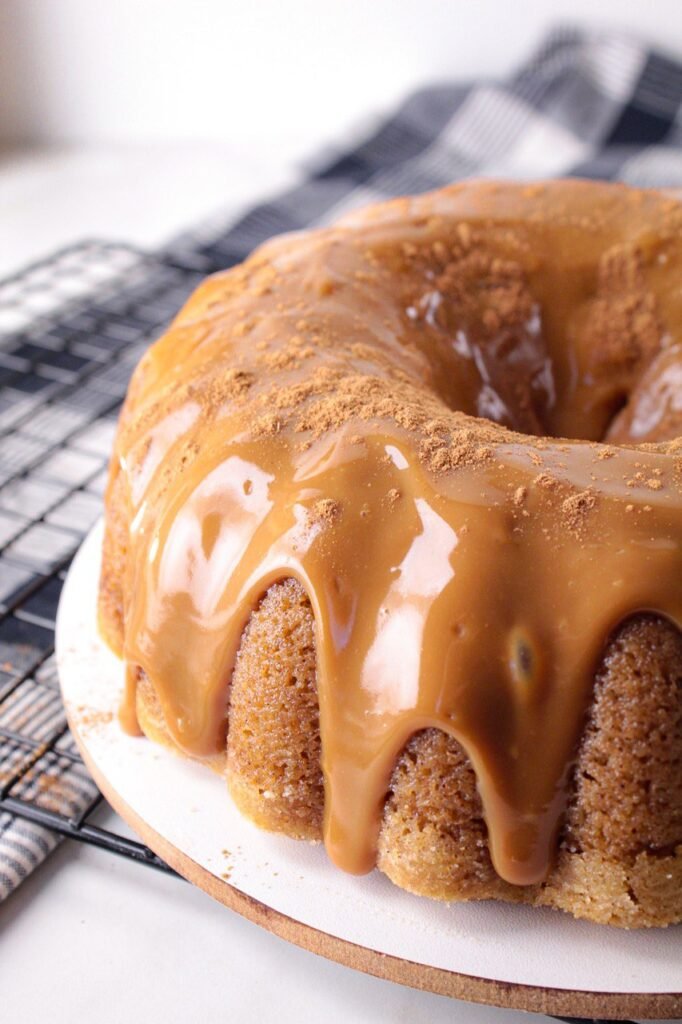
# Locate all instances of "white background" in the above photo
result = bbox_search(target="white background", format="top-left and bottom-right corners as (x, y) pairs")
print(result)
(3, 0), (682, 155)
(1, 4), (682, 1022)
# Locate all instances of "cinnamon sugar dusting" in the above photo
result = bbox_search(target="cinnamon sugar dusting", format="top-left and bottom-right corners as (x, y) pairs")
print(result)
(561, 489), (597, 538)
(310, 498), (341, 525)
(534, 472), (560, 491)
(72, 705), (114, 738)
(586, 244), (663, 372)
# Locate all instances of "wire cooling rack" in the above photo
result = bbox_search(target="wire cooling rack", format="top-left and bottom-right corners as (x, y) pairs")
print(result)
(0, 240), (214, 874)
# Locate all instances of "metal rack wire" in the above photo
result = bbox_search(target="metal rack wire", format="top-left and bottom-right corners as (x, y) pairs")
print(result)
(0, 240), (210, 874)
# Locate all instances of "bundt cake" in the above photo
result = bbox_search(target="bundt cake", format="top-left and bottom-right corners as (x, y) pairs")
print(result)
(98, 179), (682, 927)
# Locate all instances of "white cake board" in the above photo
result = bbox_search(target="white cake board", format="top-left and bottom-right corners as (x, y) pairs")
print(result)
(56, 523), (682, 1019)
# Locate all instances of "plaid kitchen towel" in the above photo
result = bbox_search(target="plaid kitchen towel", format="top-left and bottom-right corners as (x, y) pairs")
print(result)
(2, 24), (682, 901)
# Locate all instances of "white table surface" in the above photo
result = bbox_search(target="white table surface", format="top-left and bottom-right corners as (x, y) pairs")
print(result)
(0, 144), (671, 1024)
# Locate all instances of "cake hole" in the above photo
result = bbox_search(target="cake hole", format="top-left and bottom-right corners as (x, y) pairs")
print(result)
(599, 389), (630, 440)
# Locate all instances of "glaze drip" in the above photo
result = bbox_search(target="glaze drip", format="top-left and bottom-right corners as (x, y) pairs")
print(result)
(99, 180), (682, 887)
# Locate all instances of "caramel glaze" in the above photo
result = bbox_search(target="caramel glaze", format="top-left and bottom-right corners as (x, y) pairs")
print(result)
(101, 180), (682, 887)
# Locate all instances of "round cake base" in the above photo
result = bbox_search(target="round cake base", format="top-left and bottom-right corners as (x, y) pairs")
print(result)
(56, 523), (682, 1020)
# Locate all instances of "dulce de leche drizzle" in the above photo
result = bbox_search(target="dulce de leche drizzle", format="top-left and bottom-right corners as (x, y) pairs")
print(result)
(103, 180), (682, 887)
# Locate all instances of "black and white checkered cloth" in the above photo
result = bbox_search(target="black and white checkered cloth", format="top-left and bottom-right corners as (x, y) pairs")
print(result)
(2, 25), (682, 901)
